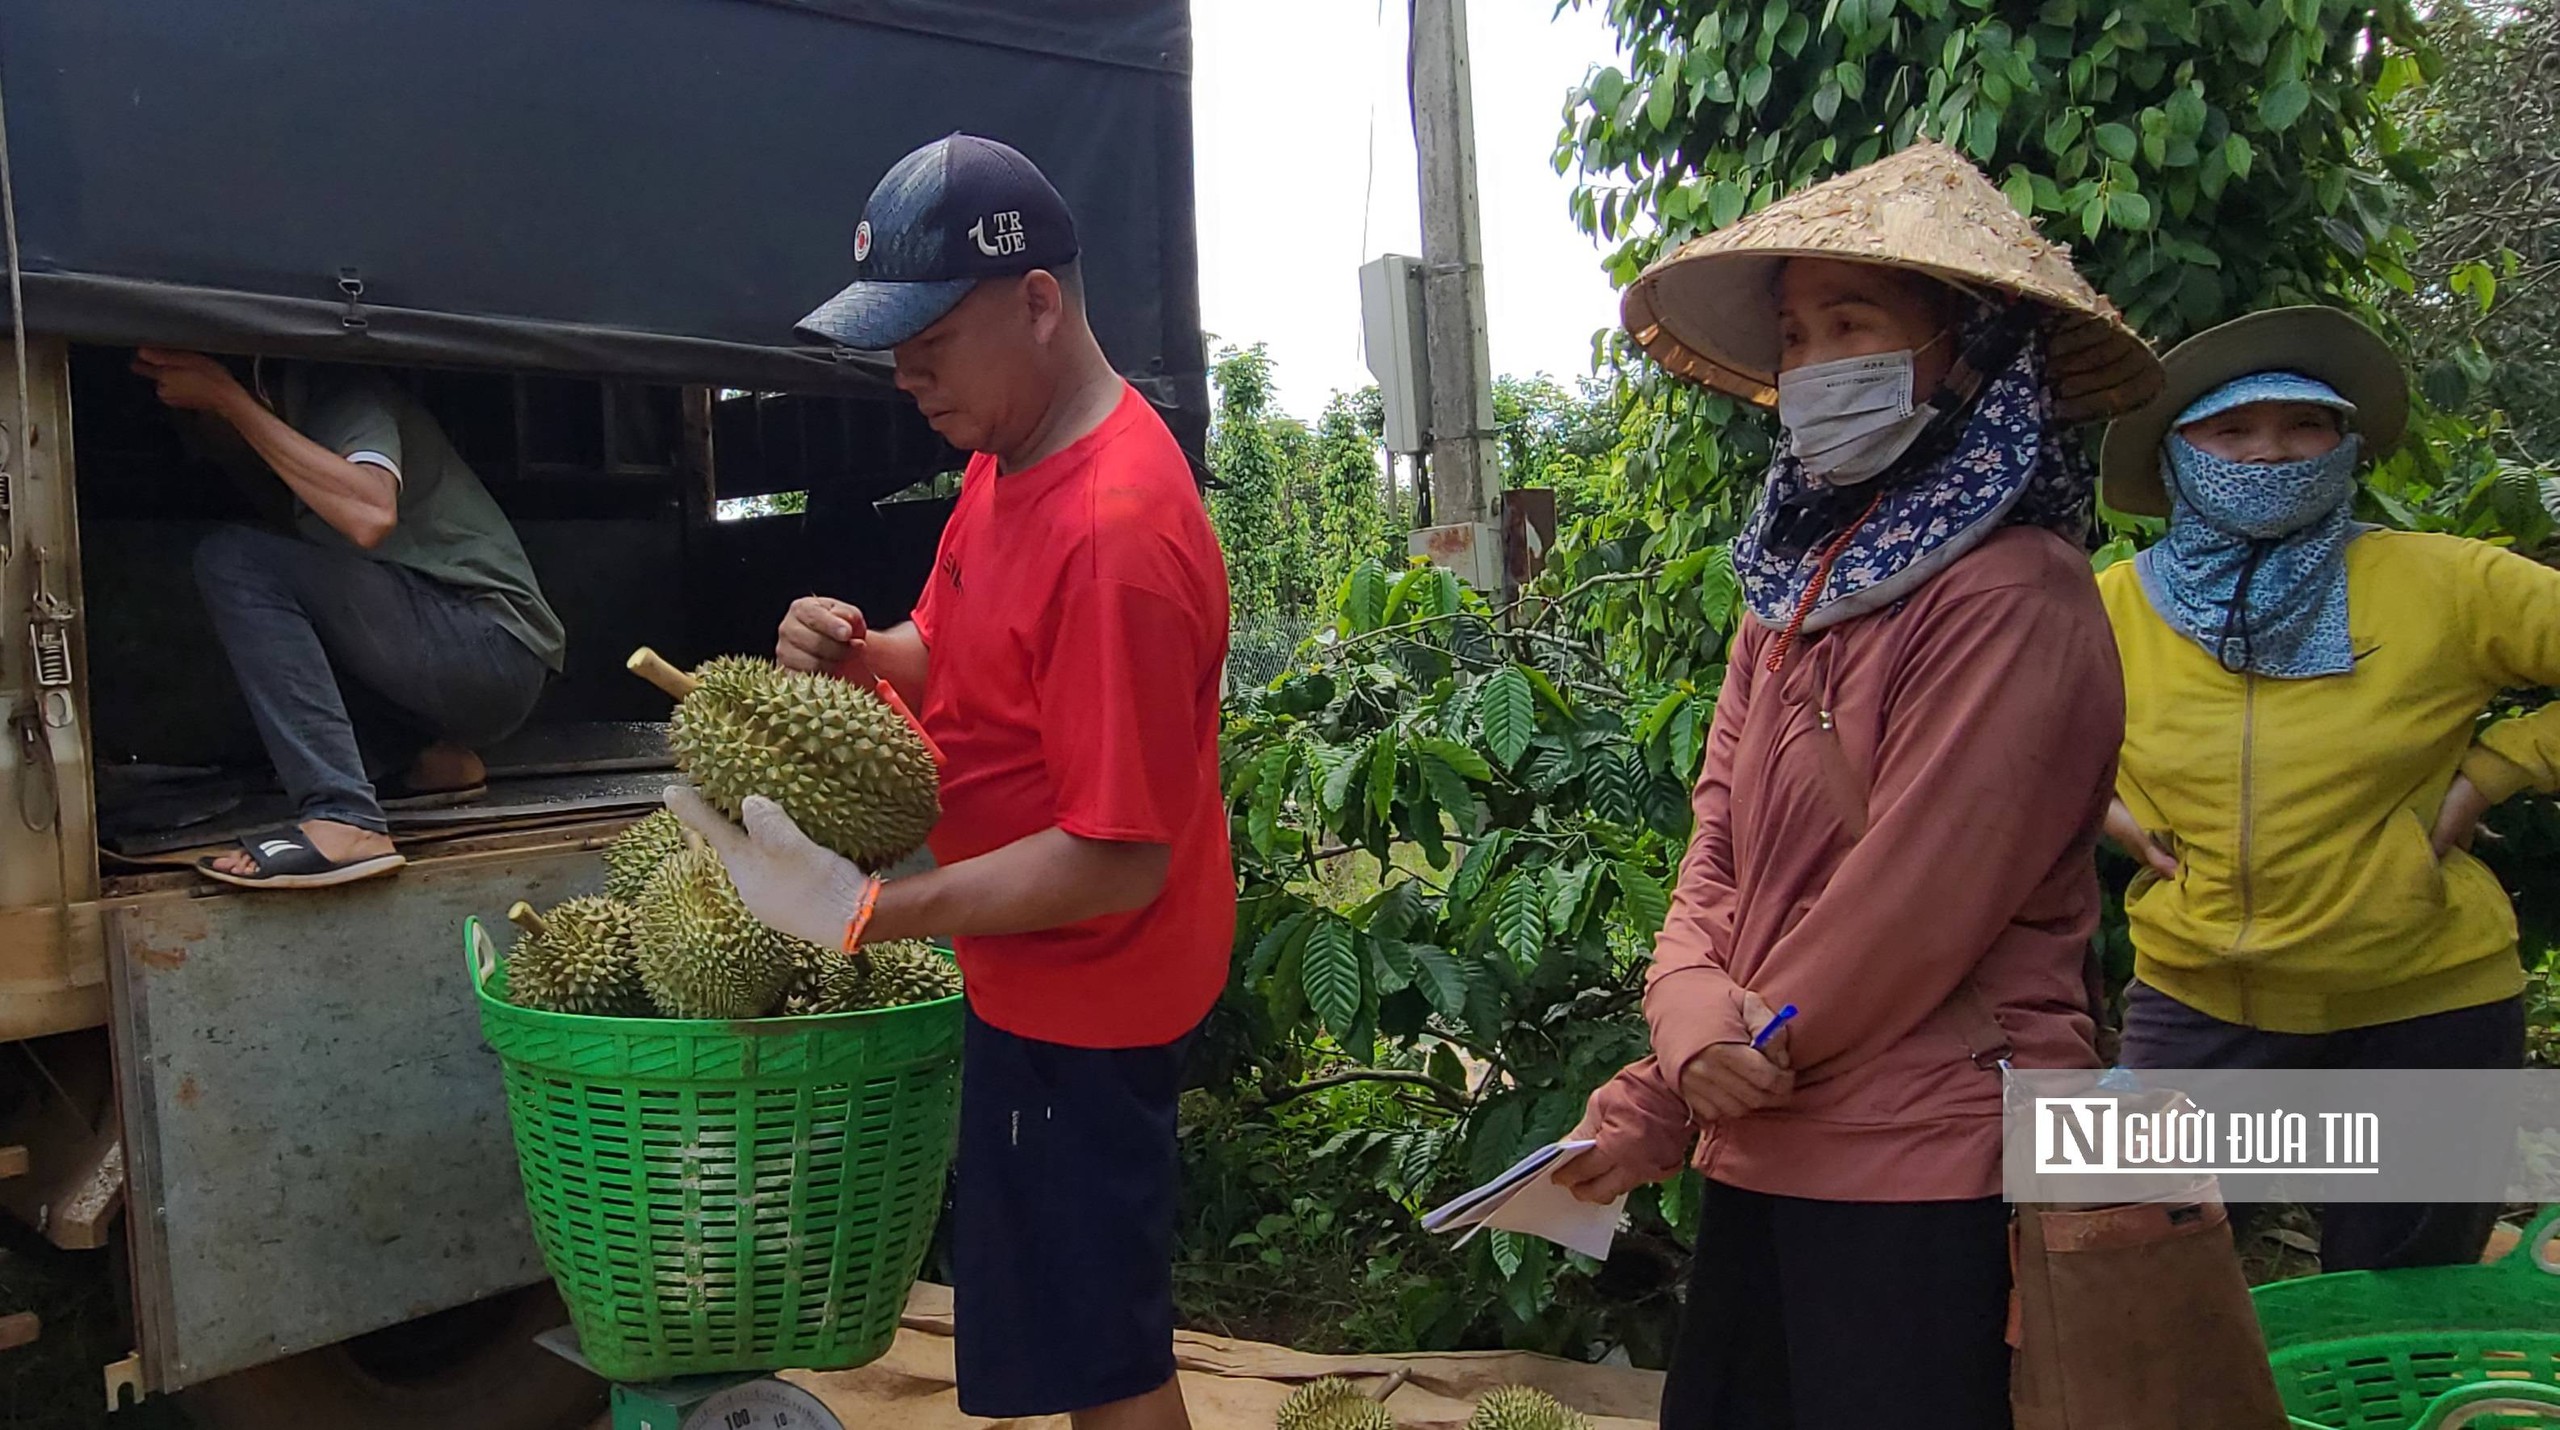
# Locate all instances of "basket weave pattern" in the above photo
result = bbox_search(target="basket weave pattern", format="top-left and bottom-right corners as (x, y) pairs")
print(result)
(2271, 1334), (2560, 1429)
(474, 928), (962, 1382)
(2254, 1207), (2560, 1430)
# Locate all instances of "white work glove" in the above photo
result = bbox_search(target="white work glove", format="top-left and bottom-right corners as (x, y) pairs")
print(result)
(662, 786), (877, 948)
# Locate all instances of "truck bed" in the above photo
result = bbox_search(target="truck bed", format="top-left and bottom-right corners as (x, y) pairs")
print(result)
(98, 722), (674, 861)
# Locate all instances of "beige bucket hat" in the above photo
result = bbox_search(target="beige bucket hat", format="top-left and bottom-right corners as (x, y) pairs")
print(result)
(1620, 141), (2162, 423)
(2098, 305), (2409, 517)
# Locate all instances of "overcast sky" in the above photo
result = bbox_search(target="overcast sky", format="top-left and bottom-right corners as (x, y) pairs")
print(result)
(1191, 1), (1627, 419)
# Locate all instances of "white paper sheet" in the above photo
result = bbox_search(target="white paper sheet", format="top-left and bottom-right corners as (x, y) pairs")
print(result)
(1422, 1139), (1627, 1260)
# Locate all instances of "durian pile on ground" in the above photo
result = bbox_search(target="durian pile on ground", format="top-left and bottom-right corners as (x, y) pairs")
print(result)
(502, 811), (960, 1020)
(631, 648), (940, 868)
(1271, 1381), (1588, 1430)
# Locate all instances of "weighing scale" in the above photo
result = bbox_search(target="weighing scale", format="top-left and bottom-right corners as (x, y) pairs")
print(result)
(537, 1327), (849, 1430)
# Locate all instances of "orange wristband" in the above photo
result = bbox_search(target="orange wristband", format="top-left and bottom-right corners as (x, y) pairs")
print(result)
(840, 877), (883, 953)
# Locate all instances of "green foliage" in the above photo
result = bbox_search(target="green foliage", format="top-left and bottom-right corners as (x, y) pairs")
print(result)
(1317, 386), (1401, 582)
(1176, 1080), (1482, 1352)
(2358, 400), (2560, 558)
(1493, 375), (1620, 528)
(1208, 348), (1403, 688)
(2378, 3), (2560, 466)
(1208, 344), (1320, 624)
(1206, 560), (1713, 1357)
(1566, 0), (2425, 339)
(1534, 376), (1761, 687)
(1190, 0), (2560, 1366)
(1548, 0), (2436, 687)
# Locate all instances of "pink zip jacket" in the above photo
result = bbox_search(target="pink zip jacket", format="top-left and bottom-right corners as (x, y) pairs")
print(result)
(1587, 527), (2121, 1201)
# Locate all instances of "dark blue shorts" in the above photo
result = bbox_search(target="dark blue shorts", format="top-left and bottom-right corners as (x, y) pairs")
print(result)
(951, 1006), (1195, 1418)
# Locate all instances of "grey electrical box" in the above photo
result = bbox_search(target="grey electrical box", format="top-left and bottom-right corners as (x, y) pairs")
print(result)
(1359, 254), (1431, 455)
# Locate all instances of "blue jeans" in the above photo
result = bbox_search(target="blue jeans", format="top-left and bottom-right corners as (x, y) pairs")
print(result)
(194, 524), (548, 834)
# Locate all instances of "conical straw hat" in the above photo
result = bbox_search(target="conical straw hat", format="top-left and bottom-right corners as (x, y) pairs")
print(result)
(1621, 142), (2162, 423)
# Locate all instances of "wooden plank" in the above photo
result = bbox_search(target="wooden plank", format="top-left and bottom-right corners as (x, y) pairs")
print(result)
(49, 1131), (124, 1251)
(0, 1312), (39, 1351)
(0, 1034), (118, 1247)
(0, 1146), (26, 1179)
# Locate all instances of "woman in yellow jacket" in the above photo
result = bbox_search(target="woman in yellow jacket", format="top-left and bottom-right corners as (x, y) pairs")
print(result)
(2096, 306), (2559, 1269)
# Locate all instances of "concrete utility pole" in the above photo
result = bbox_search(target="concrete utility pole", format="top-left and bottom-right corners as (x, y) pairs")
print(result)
(1408, 0), (1504, 587)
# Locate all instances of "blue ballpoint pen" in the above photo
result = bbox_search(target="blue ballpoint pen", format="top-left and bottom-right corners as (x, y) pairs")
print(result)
(1750, 1003), (1798, 1051)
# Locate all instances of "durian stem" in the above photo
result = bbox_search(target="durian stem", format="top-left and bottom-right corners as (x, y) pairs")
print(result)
(505, 901), (549, 938)
(626, 646), (699, 699)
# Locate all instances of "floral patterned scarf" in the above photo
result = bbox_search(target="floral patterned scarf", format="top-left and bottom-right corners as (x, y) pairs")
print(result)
(1734, 326), (2091, 638)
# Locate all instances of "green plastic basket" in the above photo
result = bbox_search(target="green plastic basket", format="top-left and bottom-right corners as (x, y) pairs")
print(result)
(2253, 1206), (2560, 1430)
(466, 916), (963, 1383)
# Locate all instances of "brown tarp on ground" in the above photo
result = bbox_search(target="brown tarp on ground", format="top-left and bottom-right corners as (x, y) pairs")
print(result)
(692, 1283), (1666, 1429)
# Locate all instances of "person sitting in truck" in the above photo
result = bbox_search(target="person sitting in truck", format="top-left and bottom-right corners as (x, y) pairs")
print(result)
(666, 135), (1229, 1430)
(132, 348), (566, 889)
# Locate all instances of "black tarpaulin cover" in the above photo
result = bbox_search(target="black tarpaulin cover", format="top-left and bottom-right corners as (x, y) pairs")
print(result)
(0, 0), (1204, 427)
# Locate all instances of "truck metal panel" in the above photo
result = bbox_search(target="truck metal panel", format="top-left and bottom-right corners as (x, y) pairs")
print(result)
(107, 844), (602, 1391)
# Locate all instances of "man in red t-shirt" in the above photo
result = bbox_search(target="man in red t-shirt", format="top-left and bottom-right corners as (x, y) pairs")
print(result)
(665, 135), (1229, 1430)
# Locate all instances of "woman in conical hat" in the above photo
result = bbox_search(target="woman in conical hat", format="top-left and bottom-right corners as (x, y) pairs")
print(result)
(2095, 306), (2557, 1270)
(1554, 143), (2162, 1428)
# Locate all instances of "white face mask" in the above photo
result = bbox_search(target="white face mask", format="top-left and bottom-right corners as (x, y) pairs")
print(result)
(1776, 346), (1940, 484)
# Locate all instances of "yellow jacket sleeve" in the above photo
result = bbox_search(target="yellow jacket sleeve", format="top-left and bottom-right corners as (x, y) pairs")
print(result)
(2455, 541), (2560, 803)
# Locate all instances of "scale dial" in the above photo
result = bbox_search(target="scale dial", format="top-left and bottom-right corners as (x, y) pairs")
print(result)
(679, 1379), (844, 1430)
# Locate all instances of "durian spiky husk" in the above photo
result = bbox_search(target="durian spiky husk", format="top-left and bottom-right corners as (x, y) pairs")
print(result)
(603, 809), (687, 901)
(1465, 1386), (1586, 1430)
(781, 939), (961, 1015)
(670, 656), (940, 868)
(862, 941), (964, 1008)
(506, 896), (650, 1015)
(1275, 1378), (1393, 1430)
(634, 846), (803, 1019)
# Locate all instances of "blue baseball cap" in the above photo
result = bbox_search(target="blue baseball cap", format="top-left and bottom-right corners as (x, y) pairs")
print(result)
(2174, 371), (2358, 428)
(796, 134), (1081, 351)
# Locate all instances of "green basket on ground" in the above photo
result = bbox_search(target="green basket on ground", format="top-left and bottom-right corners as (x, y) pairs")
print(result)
(2252, 1206), (2560, 1430)
(466, 917), (963, 1383)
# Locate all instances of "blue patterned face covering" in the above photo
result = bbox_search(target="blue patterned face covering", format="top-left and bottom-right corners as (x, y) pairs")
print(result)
(2134, 431), (2365, 676)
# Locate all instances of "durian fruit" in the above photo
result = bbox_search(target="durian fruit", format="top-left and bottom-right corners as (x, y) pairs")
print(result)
(628, 648), (939, 868)
(781, 940), (962, 1015)
(1274, 1378), (1393, 1430)
(1465, 1387), (1586, 1430)
(860, 940), (964, 1008)
(778, 942), (864, 1016)
(602, 809), (687, 901)
(504, 898), (649, 1016)
(633, 844), (803, 1019)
